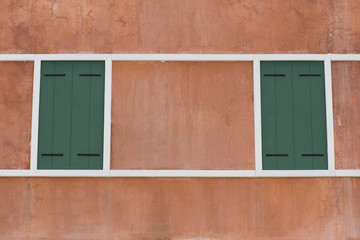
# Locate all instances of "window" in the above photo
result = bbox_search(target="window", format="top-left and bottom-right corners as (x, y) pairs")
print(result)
(261, 61), (328, 170)
(37, 61), (105, 169)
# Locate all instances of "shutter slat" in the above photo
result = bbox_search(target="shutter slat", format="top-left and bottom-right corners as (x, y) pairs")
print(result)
(274, 62), (295, 170)
(88, 62), (105, 169)
(38, 62), (56, 169)
(51, 62), (72, 169)
(309, 62), (328, 169)
(261, 62), (278, 169)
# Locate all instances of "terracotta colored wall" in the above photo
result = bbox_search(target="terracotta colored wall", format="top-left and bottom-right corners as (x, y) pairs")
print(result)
(111, 62), (254, 170)
(0, 62), (33, 169)
(1, 0), (359, 54)
(0, 178), (359, 240)
(332, 61), (360, 169)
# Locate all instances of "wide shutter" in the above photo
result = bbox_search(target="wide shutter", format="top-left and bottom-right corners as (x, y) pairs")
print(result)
(261, 61), (327, 170)
(37, 61), (105, 169)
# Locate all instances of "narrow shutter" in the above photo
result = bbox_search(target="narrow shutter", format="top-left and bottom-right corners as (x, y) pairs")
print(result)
(38, 61), (105, 170)
(261, 61), (327, 170)
(38, 62), (73, 169)
(70, 62), (104, 169)
(293, 62), (327, 169)
(261, 62), (295, 170)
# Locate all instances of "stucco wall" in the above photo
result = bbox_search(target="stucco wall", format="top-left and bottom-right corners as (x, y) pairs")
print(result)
(0, 62), (33, 169)
(0, 0), (359, 54)
(111, 61), (254, 170)
(0, 178), (359, 240)
(332, 61), (360, 169)
(0, 0), (360, 239)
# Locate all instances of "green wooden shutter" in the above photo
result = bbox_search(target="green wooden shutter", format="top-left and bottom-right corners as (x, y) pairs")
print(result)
(38, 61), (105, 169)
(261, 61), (327, 170)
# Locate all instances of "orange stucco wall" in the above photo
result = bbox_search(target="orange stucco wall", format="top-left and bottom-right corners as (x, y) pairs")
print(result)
(0, 0), (359, 54)
(111, 62), (254, 170)
(1, 0), (360, 239)
(0, 177), (359, 240)
(332, 61), (360, 169)
(0, 62), (33, 169)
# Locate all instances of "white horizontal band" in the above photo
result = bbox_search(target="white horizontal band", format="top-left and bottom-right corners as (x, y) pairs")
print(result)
(0, 169), (358, 177)
(0, 54), (359, 61)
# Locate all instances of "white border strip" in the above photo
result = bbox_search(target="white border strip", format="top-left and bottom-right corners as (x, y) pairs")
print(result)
(30, 57), (41, 174)
(335, 170), (360, 177)
(1, 169), (360, 177)
(256, 170), (333, 177)
(110, 170), (256, 177)
(0, 54), (35, 61)
(330, 54), (360, 61)
(0, 54), (359, 61)
(1, 54), (360, 177)
(324, 55), (336, 174)
(253, 56), (262, 176)
(102, 58), (112, 174)
(256, 54), (328, 61)
(110, 54), (254, 61)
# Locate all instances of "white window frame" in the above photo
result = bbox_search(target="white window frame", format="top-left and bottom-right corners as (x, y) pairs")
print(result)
(0, 54), (358, 177)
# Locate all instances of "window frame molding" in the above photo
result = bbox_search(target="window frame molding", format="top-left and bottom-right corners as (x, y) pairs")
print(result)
(253, 55), (335, 176)
(0, 54), (358, 177)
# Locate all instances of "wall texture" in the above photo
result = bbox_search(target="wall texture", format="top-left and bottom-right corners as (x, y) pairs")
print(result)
(111, 62), (254, 170)
(0, 0), (359, 54)
(1, 0), (360, 239)
(0, 177), (359, 240)
(332, 61), (360, 169)
(0, 62), (33, 169)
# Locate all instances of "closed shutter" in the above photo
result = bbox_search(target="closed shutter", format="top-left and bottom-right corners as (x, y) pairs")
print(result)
(37, 61), (105, 169)
(261, 61), (327, 170)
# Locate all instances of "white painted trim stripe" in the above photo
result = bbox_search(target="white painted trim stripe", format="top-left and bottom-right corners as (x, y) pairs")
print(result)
(0, 54), (35, 61)
(110, 54), (254, 61)
(0, 54), (358, 62)
(102, 58), (112, 174)
(253, 57), (262, 176)
(0, 169), (359, 177)
(110, 170), (256, 177)
(30, 57), (41, 174)
(330, 54), (360, 61)
(0, 53), (359, 177)
(335, 170), (360, 177)
(324, 56), (336, 175)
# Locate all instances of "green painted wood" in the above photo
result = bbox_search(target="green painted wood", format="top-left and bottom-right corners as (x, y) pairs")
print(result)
(261, 62), (277, 170)
(88, 62), (105, 169)
(51, 62), (73, 169)
(293, 62), (313, 169)
(38, 61), (105, 169)
(261, 62), (294, 170)
(309, 62), (328, 169)
(71, 62), (91, 169)
(261, 61), (327, 170)
(38, 62), (73, 169)
(274, 62), (294, 170)
(70, 62), (105, 169)
(38, 62), (56, 169)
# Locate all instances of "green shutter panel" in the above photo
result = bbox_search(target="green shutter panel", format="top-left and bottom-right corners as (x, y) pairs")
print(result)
(38, 62), (73, 169)
(38, 61), (105, 170)
(261, 61), (327, 170)
(293, 62), (327, 169)
(261, 62), (295, 170)
(70, 62), (104, 169)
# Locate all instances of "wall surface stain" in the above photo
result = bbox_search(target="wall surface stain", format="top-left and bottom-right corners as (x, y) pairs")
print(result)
(0, 178), (359, 239)
(0, 62), (33, 169)
(0, 0), (359, 53)
(111, 62), (254, 170)
(332, 61), (360, 169)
